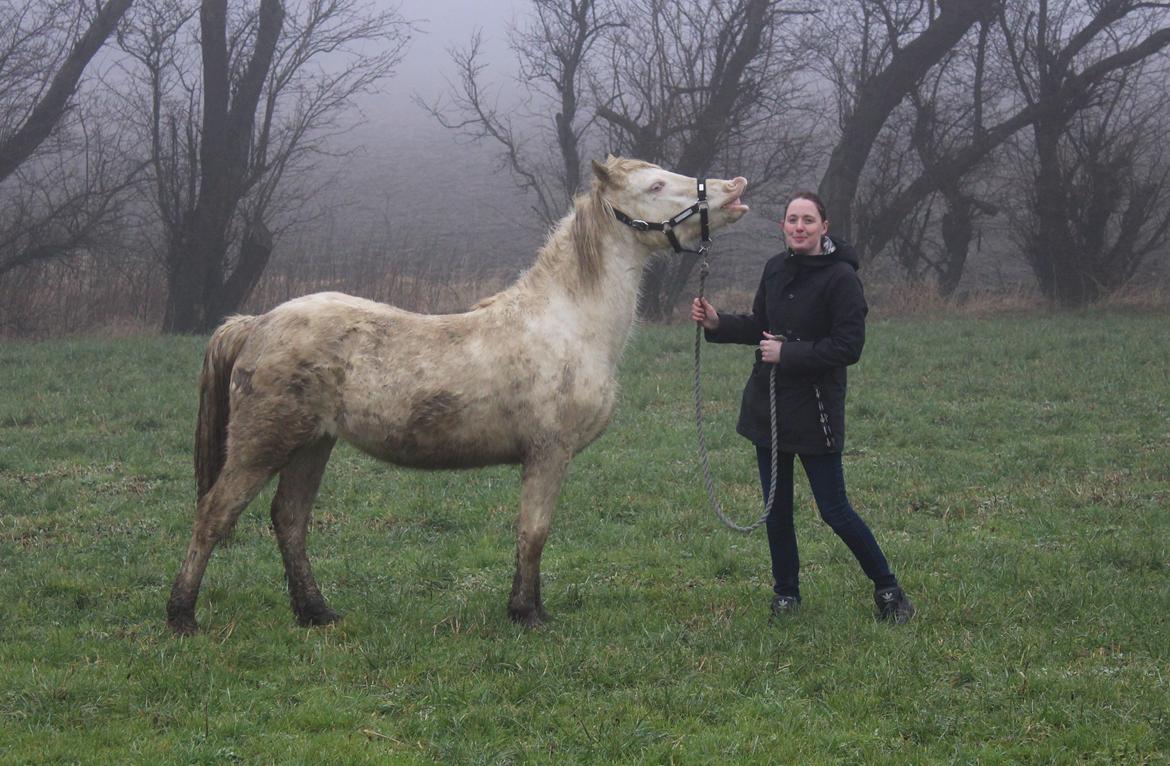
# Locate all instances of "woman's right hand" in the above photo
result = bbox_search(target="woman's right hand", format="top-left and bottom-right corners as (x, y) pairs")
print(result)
(691, 297), (719, 330)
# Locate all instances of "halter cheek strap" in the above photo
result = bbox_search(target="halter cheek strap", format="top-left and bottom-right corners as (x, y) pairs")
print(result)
(610, 178), (711, 255)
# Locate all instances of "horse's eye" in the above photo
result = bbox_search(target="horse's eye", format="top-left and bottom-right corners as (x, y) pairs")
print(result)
(649, 181), (665, 193)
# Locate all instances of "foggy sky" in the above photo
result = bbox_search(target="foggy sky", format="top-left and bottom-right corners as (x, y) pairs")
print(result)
(330, 0), (549, 277)
(331, 0), (780, 283)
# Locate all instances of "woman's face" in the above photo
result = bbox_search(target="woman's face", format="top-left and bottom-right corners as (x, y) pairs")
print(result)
(783, 199), (828, 255)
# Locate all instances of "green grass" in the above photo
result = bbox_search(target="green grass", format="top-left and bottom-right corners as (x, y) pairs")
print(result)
(1, 313), (1168, 764)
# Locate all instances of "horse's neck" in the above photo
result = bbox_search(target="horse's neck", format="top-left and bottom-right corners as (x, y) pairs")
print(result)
(586, 236), (644, 360)
(519, 219), (645, 368)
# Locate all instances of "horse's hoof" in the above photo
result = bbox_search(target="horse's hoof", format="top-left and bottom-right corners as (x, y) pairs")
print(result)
(297, 606), (342, 627)
(508, 606), (551, 629)
(168, 615), (199, 636)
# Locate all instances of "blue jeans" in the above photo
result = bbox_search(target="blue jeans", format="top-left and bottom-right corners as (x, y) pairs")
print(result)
(756, 446), (897, 598)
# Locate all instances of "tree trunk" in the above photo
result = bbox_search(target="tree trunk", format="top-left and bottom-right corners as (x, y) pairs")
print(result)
(161, 0), (285, 334)
(212, 220), (274, 324)
(162, 222), (209, 333)
(936, 189), (976, 297)
(637, 260), (669, 319)
(1027, 114), (1098, 306)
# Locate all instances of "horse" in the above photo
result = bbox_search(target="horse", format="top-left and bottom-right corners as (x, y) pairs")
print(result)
(166, 156), (749, 635)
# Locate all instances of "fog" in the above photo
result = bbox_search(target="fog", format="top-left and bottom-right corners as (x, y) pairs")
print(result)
(303, 0), (782, 288)
(320, 0), (549, 280)
(4, 0), (1167, 336)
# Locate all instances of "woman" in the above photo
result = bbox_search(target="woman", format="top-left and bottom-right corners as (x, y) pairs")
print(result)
(691, 191), (914, 623)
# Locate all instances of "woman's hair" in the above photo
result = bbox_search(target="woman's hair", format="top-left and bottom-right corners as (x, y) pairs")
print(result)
(786, 191), (828, 222)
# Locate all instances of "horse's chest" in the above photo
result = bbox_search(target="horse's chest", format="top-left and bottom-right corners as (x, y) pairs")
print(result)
(559, 373), (618, 448)
(514, 355), (617, 439)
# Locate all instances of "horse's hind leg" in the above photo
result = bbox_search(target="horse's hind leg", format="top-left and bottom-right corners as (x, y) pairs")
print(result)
(270, 436), (339, 627)
(167, 464), (275, 635)
(508, 448), (572, 627)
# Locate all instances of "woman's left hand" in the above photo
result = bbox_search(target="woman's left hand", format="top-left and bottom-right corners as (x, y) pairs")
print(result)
(760, 331), (782, 364)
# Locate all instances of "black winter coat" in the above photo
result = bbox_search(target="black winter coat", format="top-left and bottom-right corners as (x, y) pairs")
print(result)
(704, 236), (867, 453)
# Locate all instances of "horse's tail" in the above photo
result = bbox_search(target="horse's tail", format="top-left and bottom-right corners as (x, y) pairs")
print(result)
(195, 315), (257, 500)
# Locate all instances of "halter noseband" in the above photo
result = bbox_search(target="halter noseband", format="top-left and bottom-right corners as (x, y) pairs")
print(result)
(610, 178), (711, 255)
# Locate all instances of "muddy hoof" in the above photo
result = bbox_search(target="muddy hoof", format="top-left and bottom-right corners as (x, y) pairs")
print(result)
(508, 606), (551, 629)
(167, 614), (199, 636)
(296, 606), (342, 627)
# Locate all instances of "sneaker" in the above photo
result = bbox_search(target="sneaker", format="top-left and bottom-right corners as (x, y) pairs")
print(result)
(875, 586), (915, 624)
(770, 594), (801, 616)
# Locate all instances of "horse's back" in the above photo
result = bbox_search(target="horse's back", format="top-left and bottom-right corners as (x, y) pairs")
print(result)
(227, 289), (611, 472)
(237, 292), (522, 467)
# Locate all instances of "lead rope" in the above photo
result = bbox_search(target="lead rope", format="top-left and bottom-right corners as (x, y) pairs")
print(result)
(693, 257), (777, 533)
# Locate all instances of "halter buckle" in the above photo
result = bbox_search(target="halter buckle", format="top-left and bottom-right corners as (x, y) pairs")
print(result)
(630, 219), (650, 232)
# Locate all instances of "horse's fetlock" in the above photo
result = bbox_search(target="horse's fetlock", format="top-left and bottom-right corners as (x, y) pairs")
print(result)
(295, 603), (342, 627)
(290, 586), (340, 627)
(166, 598), (199, 636)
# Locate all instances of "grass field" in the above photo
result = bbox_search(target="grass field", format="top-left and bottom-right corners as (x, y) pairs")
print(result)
(1, 313), (1168, 764)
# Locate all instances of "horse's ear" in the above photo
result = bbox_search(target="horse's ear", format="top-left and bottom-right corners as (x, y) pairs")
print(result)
(591, 159), (613, 187)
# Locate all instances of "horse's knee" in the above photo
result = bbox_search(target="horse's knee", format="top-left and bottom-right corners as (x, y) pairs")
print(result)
(516, 521), (551, 555)
(199, 508), (245, 544)
(269, 499), (298, 535)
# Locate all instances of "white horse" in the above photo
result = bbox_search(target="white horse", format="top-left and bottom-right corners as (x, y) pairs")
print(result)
(166, 156), (749, 634)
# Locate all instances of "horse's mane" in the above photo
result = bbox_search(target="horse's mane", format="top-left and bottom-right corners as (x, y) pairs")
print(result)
(471, 158), (664, 311)
(473, 184), (617, 311)
(567, 184), (615, 289)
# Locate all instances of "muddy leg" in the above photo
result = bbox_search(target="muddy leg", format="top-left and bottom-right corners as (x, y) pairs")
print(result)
(167, 465), (274, 635)
(270, 436), (339, 627)
(508, 450), (571, 627)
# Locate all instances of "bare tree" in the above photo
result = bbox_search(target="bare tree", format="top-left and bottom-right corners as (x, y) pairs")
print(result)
(118, 0), (413, 333)
(1007, 57), (1170, 302)
(424, 0), (809, 319)
(597, 0), (812, 319)
(1001, 0), (1170, 305)
(421, 0), (620, 226)
(0, 0), (135, 181)
(0, 0), (137, 278)
(814, 0), (997, 242)
(0, 120), (142, 276)
(848, 13), (1003, 292)
(830, 0), (1170, 301)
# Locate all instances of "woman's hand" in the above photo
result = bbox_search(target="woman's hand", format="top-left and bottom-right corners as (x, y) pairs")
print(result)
(760, 331), (783, 364)
(691, 297), (719, 330)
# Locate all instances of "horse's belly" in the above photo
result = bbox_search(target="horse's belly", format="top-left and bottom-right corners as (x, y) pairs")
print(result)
(333, 361), (618, 467)
(336, 407), (524, 469)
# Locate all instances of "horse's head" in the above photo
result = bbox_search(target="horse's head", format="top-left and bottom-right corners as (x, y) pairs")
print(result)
(590, 156), (749, 250)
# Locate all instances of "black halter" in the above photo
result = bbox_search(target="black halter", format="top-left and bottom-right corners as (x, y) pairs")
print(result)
(611, 178), (711, 255)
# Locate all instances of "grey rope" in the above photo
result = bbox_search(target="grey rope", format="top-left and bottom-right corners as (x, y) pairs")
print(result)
(693, 258), (778, 533)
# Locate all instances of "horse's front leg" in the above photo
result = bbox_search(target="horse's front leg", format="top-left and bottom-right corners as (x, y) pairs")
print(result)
(508, 448), (572, 627)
